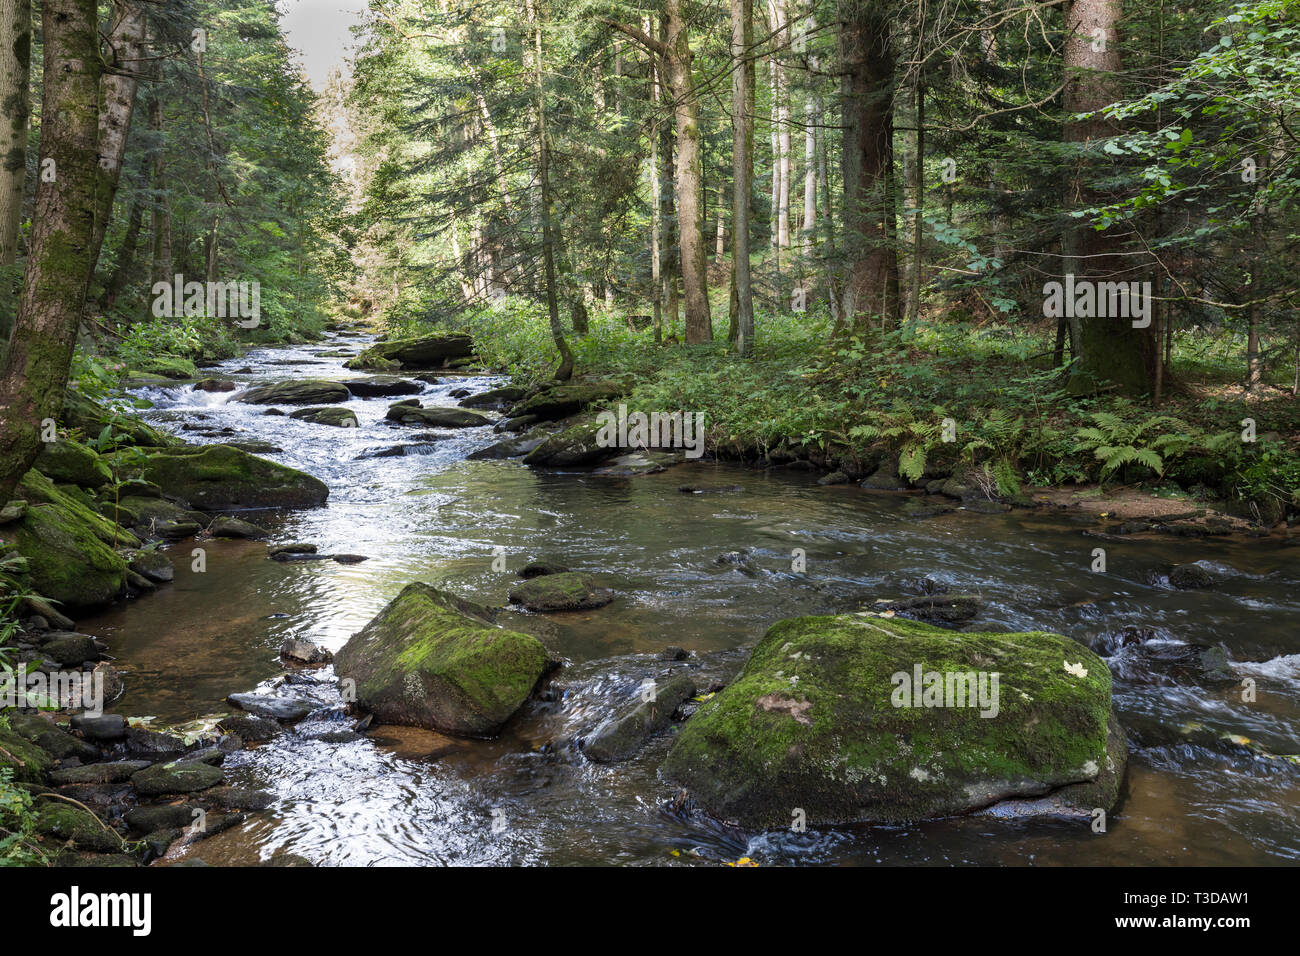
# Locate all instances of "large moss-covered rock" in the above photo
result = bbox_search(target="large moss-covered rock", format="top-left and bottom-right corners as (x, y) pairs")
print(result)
(662, 613), (1124, 828)
(34, 803), (122, 852)
(507, 572), (615, 612)
(142, 444), (328, 510)
(2, 471), (129, 608)
(333, 582), (551, 737)
(384, 405), (492, 428)
(0, 725), (51, 784)
(62, 391), (173, 448)
(344, 332), (474, 371)
(289, 406), (358, 428)
(522, 415), (618, 468)
(509, 382), (623, 422)
(234, 379), (351, 406)
(35, 438), (112, 489)
(136, 355), (198, 380)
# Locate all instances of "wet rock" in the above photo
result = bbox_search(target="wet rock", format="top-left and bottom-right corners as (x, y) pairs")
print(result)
(342, 376), (422, 397)
(36, 631), (100, 665)
(332, 582), (550, 736)
(448, 388), (471, 399)
(0, 499), (26, 524)
(197, 786), (274, 812)
(0, 725), (50, 783)
(49, 761), (151, 785)
(226, 692), (317, 722)
(143, 444), (328, 510)
(131, 760), (224, 796)
(35, 802), (122, 852)
(385, 405), (493, 428)
(584, 675), (697, 763)
(34, 438), (112, 489)
(194, 378), (238, 392)
(207, 516), (270, 540)
(663, 613), (1125, 828)
(661, 646), (691, 661)
(127, 549), (174, 583)
(235, 379), (351, 406)
(216, 715), (280, 742)
(63, 390), (172, 448)
(268, 541), (317, 558)
(817, 471), (850, 486)
(137, 355), (197, 380)
(467, 426), (552, 460)
(344, 332), (474, 371)
(859, 464), (907, 491)
(593, 451), (680, 477)
(1170, 564), (1215, 590)
(7, 713), (98, 761)
(871, 594), (983, 628)
(125, 804), (198, 834)
(963, 499), (1012, 514)
(93, 662), (124, 706)
(123, 727), (188, 759)
(458, 385), (527, 408)
(70, 714), (127, 741)
(678, 484), (744, 494)
(280, 639), (332, 666)
(495, 414), (540, 433)
(508, 572), (615, 612)
(332, 553), (367, 564)
(518, 560), (570, 579)
(289, 406), (359, 428)
(21, 594), (75, 629)
(510, 382), (623, 422)
(522, 415), (617, 468)
(142, 828), (183, 858)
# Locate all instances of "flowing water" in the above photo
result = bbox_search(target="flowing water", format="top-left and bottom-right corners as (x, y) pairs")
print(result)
(81, 334), (1300, 866)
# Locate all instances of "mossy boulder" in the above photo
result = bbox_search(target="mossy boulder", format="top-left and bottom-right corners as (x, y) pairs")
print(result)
(507, 572), (615, 612)
(384, 405), (493, 428)
(34, 802), (122, 852)
(288, 406), (358, 428)
(234, 379), (351, 406)
(584, 674), (697, 763)
(522, 415), (618, 468)
(333, 582), (551, 737)
(2, 471), (129, 608)
(341, 376), (422, 397)
(458, 385), (527, 408)
(136, 355), (198, 380)
(142, 444), (328, 510)
(0, 725), (52, 784)
(662, 613), (1124, 828)
(343, 332), (474, 371)
(130, 760), (224, 796)
(61, 391), (173, 448)
(509, 381), (623, 422)
(34, 438), (112, 489)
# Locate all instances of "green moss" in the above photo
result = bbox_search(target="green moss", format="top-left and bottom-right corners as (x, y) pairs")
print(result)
(0, 726), (52, 784)
(333, 582), (550, 737)
(142, 443), (328, 510)
(662, 613), (1119, 828)
(34, 437), (112, 488)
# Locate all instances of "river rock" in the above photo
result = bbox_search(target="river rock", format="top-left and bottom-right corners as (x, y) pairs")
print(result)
(127, 550), (174, 583)
(289, 406), (358, 427)
(36, 631), (100, 665)
(385, 405), (493, 428)
(234, 379), (351, 406)
(1169, 564), (1214, 589)
(70, 713), (128, 741)
(62, 391), (173, 448)
(3, 471), (129, 608)
(518, 560), (570, 579)
(466, 426), (552, 460)
(226, 692), (317, 721)
(194, 378), (239, 392)
(280, 639), (332, 666)
(458, 385), (527, 409)
(34, 438), (112, 489)
(344, 332), (474, 371)
(871, 594), (983, 628)
(209, 516), (271, 540)
(0, 725), (50, 783)
(125, 804), (198, 833)
(507, 572), (614, 611)
(35, 803), (122, 852)
(522, 415), (617, 468)
(217, 715), (280, 742)
(131, 760), (225, 796)
(142, 444), (328, 510)
(584, 675), (697, 763)
(662, 613), (1125, 828)
(509, 382), (623, 422)
(50, 761), (152, 785)
(342, 376), (422, 397)
(332, 582), (551, 736)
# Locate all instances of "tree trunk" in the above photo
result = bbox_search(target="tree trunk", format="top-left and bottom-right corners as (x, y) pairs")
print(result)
(803, 95), (816, 244)
(1062, 0), (1155, 394)
(662, 0), (711, 343)
(649, 18), (664, 345)
(0, 0), (100, 500)
(838, 0), (899, 329)
(909, 78), (923, 321)
(771, 0), (790, 251)
(0, 0), (31, 268)
(730, 0), (754, 355)
(103, 191), (143, 308)
(148, 97), (171, 286)
(87, 0), (148, 278)
(531, 8), (572, 380)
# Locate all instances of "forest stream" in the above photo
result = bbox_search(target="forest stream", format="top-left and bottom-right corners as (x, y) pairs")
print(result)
(76, 333), (1300, 866)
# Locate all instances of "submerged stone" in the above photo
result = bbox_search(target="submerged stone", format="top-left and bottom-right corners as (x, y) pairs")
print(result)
(507, 572), (614, 612)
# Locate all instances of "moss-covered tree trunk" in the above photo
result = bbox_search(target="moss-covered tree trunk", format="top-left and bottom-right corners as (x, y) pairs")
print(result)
(1063, 0), (1156, 395)
(0, 0), (31, 270)
(148, 96), (171, 285)
(729, 0), (755, 355)
(0, 0), (102, 501)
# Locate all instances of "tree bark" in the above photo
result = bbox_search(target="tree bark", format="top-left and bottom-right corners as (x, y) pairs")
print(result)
(148, 97), (171, 285)
(103, 191), (143, 307)
(731, 0), (754, 355)
(0, 0), (100, 499)
(1062, 0), (1156, 394)
(838, 0), (899, 329)
(531, 6), (572, 380)
(0, 0), (31, 268)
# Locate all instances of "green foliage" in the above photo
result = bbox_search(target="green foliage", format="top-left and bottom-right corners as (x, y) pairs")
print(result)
(0, 757), (49, 867)
(1071, 412), (1197, 481)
